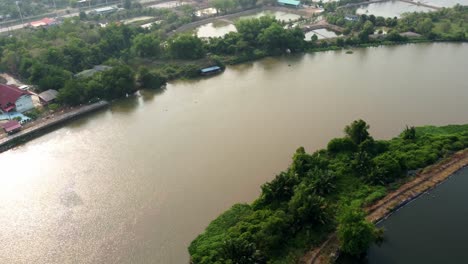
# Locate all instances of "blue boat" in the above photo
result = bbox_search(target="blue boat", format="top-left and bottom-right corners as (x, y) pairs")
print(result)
(200, 66), (222, 76)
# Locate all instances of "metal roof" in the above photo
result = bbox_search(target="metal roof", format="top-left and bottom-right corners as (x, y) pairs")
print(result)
(277, 0), (301, 6)
(94, 6), (117, 13)
(75, 65), (112, 78)
(201, 66), (221, 73)
(39, 89), (59, 102)
(0, 84), (31, 112)
(2, 120), (21, 132)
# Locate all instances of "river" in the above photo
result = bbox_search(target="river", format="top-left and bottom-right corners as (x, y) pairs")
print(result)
(1, 43), (468, 264)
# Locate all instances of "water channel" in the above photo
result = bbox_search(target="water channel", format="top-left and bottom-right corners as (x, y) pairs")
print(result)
(1, 43), (468, 263)
(194, 10), (301, 38)
(338, 167), (468, 264)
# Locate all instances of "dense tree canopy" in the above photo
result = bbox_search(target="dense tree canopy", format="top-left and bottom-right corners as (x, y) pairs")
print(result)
(190, 122), (468, 263)
(131, 34), (161, 57)
(168, 34), (205, 59)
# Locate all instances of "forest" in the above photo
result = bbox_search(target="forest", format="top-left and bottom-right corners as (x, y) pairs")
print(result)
(189, 121), (468, 263)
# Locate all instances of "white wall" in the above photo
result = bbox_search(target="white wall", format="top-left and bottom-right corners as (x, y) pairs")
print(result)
(16, 95), (35, 113)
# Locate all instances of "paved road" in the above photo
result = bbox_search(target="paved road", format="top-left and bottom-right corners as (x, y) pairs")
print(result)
(0, 1), (121, 34)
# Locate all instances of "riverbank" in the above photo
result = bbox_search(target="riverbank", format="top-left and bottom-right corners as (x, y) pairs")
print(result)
(0, 101), (109, 153)
(303, 148), (468, 264)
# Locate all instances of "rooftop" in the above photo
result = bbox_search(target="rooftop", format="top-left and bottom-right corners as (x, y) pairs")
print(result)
(75, 65), (113, 78)
(2, 120), (21, 133)
(30, 17), (57, 28)
(0, 84), (31, 112)
(201, 66), (221, 73)
(277, 0), (301, 6)
(39, 89), (59, 102)
(400, 31), (422, 38)
(94, 6), (117, 13)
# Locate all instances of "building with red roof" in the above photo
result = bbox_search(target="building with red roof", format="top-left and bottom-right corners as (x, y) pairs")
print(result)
(0, 84), (35, 113)
(2, 120), (22, 134)
(29, 17), (57, 28)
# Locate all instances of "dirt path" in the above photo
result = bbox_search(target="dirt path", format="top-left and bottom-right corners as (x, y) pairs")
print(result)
(0, 73), (24, 86)
(366, 149), (468, 222)
(301, 149), (468, 264)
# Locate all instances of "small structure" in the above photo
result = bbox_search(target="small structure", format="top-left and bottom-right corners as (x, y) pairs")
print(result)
(29, 17), (58, 28)
(38, 89), (59, 105)
(345, 15), (359, 22)
(75, 65), (113, 78)
(2, 120), (22, 134)
(18, 85), (30, 90)
(399, 31), (422, 38)
(200, 66), (222, 75)
(92, 6), (118, 15)
(0, 84), (35, 113)
(277, 0), (301, 8)
(77, 0), (89, 7)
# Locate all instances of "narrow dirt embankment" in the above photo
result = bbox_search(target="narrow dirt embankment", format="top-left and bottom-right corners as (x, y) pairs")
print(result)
(301, 148), (468, 264)
(366, 149), (468, 223)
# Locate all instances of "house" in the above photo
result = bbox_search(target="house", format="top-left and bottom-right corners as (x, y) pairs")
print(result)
(345, 15), (359, 22)
(2, 120), (22, 134)
(0, 84), (35, 113)
(38, 89), (59, 105)
(200, 66), (222, 76)
(29, 17), (58, 28)
(277, 0), (301, 8)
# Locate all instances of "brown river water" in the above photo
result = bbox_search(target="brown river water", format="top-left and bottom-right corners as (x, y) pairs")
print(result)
(0, 43), (467, 263)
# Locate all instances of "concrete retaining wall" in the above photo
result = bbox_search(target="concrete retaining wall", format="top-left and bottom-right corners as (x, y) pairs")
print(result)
(0, 101), (109, 153)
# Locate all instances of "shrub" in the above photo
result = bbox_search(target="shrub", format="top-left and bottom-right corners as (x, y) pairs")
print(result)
(328, 138), (357, 153)
(48, 103), (60, 112)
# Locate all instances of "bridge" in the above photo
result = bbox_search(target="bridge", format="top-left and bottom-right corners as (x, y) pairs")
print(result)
(398, 0), (442, 10)
(301, 20), (345, 33)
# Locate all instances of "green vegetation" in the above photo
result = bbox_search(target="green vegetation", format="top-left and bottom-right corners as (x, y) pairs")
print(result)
(189, 121), (468, 263)
(397, 5), (468, 40)
(0, 4), (466, 107)
(0, 0), (61, 20)
(337, 204), (380, 256)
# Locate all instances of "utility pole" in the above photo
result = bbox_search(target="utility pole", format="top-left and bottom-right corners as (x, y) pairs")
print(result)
(52, 0), (58, 17)
(15, 1), (25, 26)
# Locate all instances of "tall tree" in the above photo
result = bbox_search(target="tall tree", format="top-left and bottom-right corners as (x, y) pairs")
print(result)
(344, 119), (371, 145)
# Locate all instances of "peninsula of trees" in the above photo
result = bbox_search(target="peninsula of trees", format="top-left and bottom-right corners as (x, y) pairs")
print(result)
(189, 121), (468, 263)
